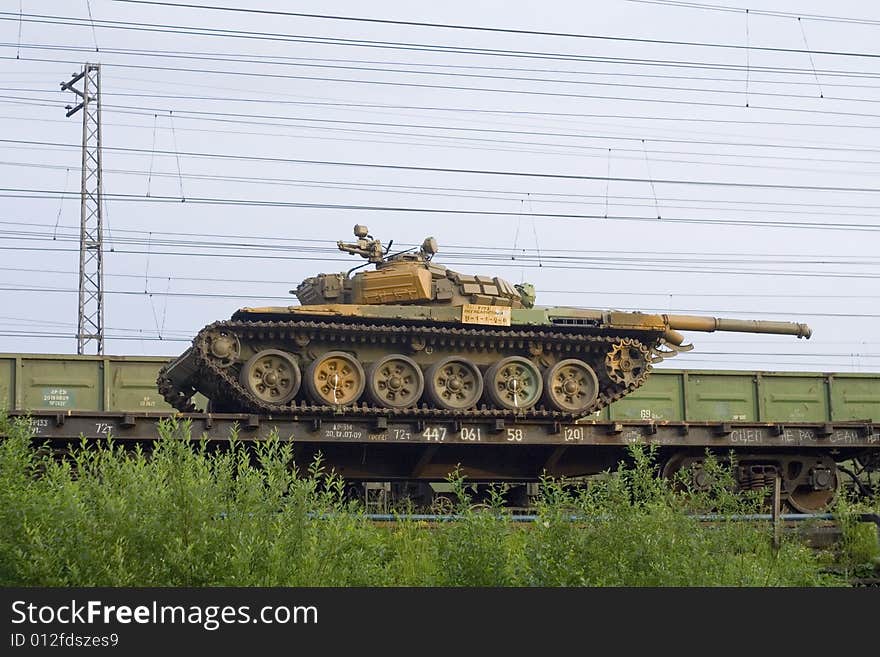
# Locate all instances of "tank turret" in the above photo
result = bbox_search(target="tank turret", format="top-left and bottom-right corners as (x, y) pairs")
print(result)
(158, 226), (812, 420)
(294, 226), (532, 308)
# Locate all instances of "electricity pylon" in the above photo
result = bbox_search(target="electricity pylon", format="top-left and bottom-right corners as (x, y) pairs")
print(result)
(61, 63), (104, 355)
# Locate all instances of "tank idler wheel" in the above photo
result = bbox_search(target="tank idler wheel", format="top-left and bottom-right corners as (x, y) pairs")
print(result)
(485, 356), (543, 411)
(240, 349), (301, 405)
(305, 351), (366, 406)
(204, 328), (241, 368)
(605, 338), (650, 387)
(425, 357), (484, 410)
(366, 354), (425, 409)
(543, 359), (599, 413)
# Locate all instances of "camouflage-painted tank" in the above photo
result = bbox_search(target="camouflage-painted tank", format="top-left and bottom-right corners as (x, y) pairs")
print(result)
(158, 225), (812, 418)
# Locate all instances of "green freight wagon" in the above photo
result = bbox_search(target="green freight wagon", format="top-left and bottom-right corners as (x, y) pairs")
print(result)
(0, 354), (207, 415)
(1, 353), (877, 423)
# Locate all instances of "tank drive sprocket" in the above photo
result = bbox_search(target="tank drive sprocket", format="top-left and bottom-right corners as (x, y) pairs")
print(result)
(605, 338), (651, 387)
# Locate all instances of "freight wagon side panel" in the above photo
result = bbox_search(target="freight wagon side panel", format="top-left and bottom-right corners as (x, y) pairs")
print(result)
(607, 371), (684, 421)
(829, 375), (880, 422)
(759, 374), (828, 422)
(108, 359), (177, 412)
(0, 356), (13, 410)
(20, 357), (102, 411)
(684, 372), (758, 421)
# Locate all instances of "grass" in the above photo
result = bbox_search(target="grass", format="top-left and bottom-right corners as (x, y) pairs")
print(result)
(0, 413), (875, 587)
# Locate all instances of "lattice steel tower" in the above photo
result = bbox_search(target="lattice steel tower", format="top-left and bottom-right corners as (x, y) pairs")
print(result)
(61, 63), (104, 354)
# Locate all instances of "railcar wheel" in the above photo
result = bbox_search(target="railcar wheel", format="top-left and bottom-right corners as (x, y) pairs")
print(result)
(543, 359), (599, 413)
(366, 354), (424, 409)
(240, 349), (301, 405)
(661, 454), (713, 491)
(485, 356), (543, 411)
(425, 357), (484, 410)
(787, 466), (840, 513)
(305, 351), (366, 406)
(430, 495), (455, 515)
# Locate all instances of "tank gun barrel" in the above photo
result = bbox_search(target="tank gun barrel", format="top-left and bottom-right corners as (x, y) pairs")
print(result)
(664, 314), (812, 339)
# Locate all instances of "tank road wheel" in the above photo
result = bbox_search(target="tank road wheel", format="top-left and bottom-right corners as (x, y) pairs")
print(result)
(366, 354), (425, 409)
(305, 351), (366, 406)
(485, 356), (543, 411)
(543, 359), (599, 414)
(425, 357), (484, 410)
(240, 349), (301, 405)
(605, 338), (650, 387)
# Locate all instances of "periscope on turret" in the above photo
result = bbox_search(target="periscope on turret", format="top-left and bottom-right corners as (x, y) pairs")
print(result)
(158, 225), (812, 418)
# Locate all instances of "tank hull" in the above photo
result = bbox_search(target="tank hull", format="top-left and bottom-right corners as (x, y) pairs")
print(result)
(158, 309), (664, 419)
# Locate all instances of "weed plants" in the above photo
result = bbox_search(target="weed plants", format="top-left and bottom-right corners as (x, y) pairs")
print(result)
(0, 414), (873, 586)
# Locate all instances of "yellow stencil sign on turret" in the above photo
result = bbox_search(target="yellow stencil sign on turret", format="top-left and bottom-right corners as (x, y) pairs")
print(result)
(461, 304), (511, 326)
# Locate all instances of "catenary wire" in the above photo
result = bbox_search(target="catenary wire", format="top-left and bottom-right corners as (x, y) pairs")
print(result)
(12, 90), (880, 166)
(5, 187), (880, 234)
(621, 0), (880, 27)
(107, 1), (880, 61)
(8, 159), (880, 218)
(8, 51), (880, 122)
(6, 140), (880, 197)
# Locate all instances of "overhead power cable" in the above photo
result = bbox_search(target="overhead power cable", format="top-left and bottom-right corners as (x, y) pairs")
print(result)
(7, 50), (880, 122)
(11, 88), (880, 161)
(7, 77), (880, 134)
(14, 8), (880, 80)
(10, 117), (880, 180)
(5, 140), (880, 196)
(11, 52), (880, 123)
(0, 329), (190, 343)
(13, 41), (880, 90)
(5, 188), (880, 233)
(622, 1), (880, 27)
(14, 36), (880, 88)
(2, 285), (879, 320)
(9, 42), (880, 106)
(9, 159), (880, 218)
(8, 219), (880, 266)
(4, 240), (880, 280)
(4, 264), (880, 299)
(109, 1), (880, 60)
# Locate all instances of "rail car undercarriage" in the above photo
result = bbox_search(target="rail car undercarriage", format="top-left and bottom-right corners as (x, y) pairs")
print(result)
(17, 410), (878, 513)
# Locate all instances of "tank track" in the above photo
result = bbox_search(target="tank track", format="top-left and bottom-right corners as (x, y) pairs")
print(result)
(157, 367), (199, 414)
(158, 318), (655, 422)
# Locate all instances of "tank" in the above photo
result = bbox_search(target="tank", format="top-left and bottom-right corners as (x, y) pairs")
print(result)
(158, 225), (812, 419)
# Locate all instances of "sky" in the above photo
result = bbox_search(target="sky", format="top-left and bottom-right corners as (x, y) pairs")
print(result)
(1, 0), (879, 373)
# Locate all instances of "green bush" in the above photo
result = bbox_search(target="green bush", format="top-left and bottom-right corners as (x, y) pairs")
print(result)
(0, 415), (850, 587)
(829, 490), (880, 579)
(520, 452), (835, 587)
